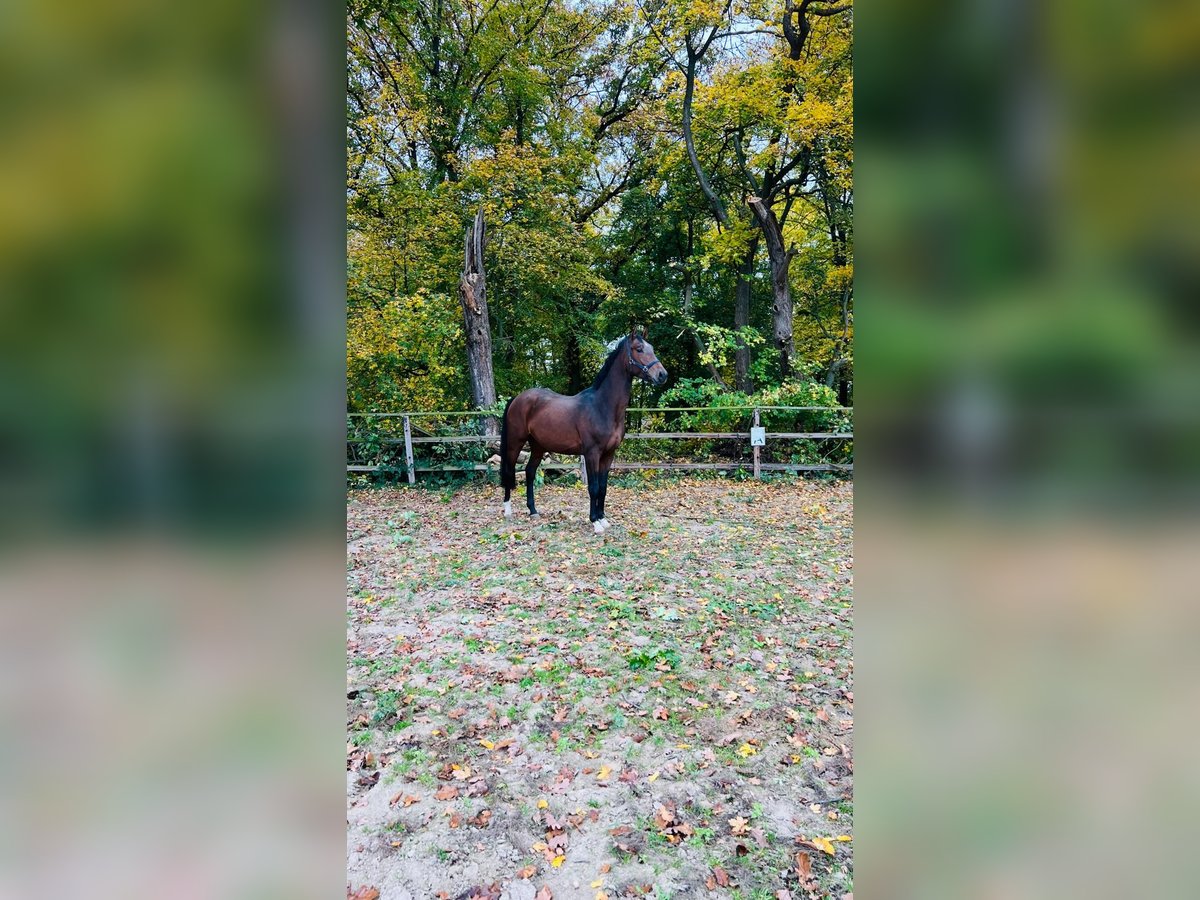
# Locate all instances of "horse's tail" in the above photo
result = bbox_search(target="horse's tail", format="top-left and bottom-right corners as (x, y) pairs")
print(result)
(499, 396), (517, 490)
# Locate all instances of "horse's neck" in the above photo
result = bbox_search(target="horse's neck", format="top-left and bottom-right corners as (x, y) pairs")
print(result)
(594, 361), (633, 426)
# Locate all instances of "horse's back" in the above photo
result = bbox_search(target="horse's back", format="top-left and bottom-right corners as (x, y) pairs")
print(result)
(511, 388), (583, 453)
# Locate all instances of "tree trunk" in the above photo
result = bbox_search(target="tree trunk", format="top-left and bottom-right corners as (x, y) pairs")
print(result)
(748, 197), (795, 380)
(459, 207), (498, 436)
(734, 236), (758, 392)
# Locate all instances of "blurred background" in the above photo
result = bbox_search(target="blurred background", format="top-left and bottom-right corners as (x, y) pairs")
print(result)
(857, 0), (1200, 897)
(1, 0), (1198, 897)
(0, 1), (346, 897)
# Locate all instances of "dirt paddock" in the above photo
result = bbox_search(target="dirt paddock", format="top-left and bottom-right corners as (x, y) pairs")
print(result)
(347, 477), (853, 900)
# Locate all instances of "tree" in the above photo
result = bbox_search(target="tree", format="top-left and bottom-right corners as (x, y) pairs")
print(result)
(345, 0), (853, 414)
(459, 207), (498, 432)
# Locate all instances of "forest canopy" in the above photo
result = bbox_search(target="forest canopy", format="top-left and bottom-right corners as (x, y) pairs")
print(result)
(347, 0), (852, 414)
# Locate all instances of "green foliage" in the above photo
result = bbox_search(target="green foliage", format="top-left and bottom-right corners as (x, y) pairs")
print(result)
(658, 378), (848, 432)
(347, 0), (853, 415)
(626, 646), (682, 671)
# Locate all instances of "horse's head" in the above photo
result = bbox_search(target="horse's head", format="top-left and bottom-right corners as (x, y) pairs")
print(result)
(626, 330), (668, 386)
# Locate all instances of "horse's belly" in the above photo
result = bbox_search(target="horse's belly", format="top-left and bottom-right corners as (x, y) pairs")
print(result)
(526, 398), (584, 454)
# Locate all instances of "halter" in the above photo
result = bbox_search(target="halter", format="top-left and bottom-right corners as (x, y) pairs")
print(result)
(627, 338), (661, 381)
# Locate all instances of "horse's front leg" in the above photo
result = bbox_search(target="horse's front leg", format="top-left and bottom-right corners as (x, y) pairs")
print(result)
(595, 451), (616, 532)
(584, 450), (604, 533)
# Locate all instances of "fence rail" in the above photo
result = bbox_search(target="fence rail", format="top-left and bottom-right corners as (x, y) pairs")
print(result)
(348, 405), (852, 482)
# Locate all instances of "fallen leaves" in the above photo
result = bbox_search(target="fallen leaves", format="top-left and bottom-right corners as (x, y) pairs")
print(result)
(796, 835), (837, 855)
(346, 481), (854, 897)
(609, 823), (641, 857)
(347, 887), (379, 900)
(456, 885), (502, 900)
(795, 850), (812, 879)
(653, 803), (693, 843)
(469, 808), (492, 827)
(705, 865), (731, 889)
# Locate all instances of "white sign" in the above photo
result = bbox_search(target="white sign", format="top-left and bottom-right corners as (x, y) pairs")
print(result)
(750, 426), (766, 447)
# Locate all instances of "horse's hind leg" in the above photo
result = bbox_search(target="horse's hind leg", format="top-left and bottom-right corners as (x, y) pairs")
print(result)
(502, 426), (527, 519)
(525, 443), (546, 516)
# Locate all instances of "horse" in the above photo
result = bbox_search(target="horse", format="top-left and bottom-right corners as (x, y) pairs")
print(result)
(499, 330), (668, 533)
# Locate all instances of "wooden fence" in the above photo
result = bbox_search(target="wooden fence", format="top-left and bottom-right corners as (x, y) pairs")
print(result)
(347, 405), (852, 482)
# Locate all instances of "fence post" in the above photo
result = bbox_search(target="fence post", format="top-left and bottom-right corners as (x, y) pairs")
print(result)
(752, 408), (761, 480)
(402, 415), (416, 484)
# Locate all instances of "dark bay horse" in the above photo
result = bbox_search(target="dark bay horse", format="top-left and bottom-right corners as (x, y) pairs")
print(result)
(499, 330), (667, 533)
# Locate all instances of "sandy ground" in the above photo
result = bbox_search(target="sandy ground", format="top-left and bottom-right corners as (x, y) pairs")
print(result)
(347, 477), (852, 900)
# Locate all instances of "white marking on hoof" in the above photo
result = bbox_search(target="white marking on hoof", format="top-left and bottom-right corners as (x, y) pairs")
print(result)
(503, 501), (512, 518)
(598, 518), (610, 531)
(593, 521), (605, 534)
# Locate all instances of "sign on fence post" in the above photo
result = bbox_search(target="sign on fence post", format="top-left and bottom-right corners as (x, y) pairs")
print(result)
(752, 409), (763, 479)
(402, 415), (416, 484)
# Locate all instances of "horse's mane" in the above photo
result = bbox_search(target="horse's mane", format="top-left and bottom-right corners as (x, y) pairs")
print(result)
(589, 337), (627, 390)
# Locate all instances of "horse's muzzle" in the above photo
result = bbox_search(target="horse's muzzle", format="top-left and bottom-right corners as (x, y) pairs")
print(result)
(653, 369), (668, 386)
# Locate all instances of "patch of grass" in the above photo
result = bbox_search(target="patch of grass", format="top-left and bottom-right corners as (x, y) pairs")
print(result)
(627, 647), (681, 671)
(372, 690), (404, 726)
(599, 597), (637, 620)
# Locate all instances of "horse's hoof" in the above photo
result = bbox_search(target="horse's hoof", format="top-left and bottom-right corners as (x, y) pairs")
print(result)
(529, 511), (540, 518)
(598, 518), (610, 532)
(503, 501), (512, 518)
(593, 521), (604, 535)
